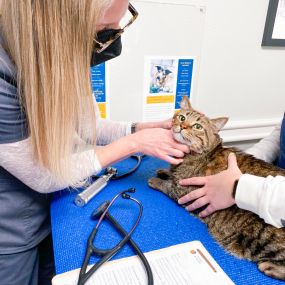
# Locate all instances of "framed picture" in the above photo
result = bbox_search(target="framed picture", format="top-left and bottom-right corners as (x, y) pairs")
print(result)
(262, 0), (285, 46)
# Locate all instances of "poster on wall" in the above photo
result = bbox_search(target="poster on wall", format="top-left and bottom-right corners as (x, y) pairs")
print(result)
(143, 56), (195, 122)
(262, 0), (285, 46)
(91, 63), (109, 119)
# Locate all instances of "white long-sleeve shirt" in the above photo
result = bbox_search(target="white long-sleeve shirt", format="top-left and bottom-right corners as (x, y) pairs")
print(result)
(237, 124), (285, 228)
(0, 111), (132, 193)
(0, 40), (135, 194)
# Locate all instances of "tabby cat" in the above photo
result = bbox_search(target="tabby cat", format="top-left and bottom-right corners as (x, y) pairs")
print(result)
(148, 96), (285, 280)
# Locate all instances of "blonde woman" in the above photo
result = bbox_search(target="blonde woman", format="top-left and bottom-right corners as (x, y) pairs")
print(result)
(0, 1), (189, 284)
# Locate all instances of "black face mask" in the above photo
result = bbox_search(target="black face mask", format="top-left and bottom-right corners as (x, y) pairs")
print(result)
(91, 29), (122, 66)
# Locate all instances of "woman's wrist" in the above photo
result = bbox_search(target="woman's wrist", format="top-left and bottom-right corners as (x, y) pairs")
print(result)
(135, 122), (157, 131)
(96, 135), (139, 168)
(135, 120), (172, 131)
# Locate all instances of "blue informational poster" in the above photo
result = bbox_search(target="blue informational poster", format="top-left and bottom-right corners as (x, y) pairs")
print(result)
(90, 63), (107, 118)
(175, 59), (194, 109)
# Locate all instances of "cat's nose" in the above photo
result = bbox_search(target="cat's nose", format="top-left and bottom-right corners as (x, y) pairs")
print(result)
(181, 124), (187, 129)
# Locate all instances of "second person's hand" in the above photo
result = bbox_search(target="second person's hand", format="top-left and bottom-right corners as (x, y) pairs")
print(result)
(178, 153), (242, 217)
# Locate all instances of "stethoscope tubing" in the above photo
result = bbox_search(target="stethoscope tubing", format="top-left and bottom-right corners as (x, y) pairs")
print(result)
(77, 190), (153, 285)
(92, 154), (145, 180)
(105, 212), (154, 285)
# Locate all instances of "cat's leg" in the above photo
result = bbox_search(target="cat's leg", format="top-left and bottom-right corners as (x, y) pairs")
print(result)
(148, 177), (173, 196)
(156, 169), (172, 180)
(258, 261), (285, 280)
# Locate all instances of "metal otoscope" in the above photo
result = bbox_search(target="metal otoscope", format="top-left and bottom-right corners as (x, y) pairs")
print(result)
(74, 167), (117, 207)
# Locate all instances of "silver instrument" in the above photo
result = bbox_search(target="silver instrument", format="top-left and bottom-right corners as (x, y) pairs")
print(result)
(74, 167), (117, 207)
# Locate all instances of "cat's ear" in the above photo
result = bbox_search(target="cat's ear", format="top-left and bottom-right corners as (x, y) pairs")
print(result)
(180, 96), (191, 110)
(211, 117), (228, 133)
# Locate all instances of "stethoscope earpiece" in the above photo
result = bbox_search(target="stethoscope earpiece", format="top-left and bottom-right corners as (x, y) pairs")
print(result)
(122, 188), (136, 199)
(127, 187), (136, 193)
(122, 193), (130, 199)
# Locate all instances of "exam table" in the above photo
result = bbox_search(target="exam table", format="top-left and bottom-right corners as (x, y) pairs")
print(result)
(51, 156), (283, 285)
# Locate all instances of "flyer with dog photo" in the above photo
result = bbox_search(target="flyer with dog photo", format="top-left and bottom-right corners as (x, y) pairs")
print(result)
(143, 56), (195, 122)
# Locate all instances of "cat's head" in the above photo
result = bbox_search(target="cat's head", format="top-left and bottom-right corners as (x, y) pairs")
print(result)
(172, 96), (228, 154)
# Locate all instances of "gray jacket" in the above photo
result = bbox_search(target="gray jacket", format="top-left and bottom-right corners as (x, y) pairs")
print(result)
(0, 43), (51, 254)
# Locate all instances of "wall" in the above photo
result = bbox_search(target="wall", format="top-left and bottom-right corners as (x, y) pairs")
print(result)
(108, 0), (206, 122)
(107, 0), (285, 149)
(196, 0), (285, 148)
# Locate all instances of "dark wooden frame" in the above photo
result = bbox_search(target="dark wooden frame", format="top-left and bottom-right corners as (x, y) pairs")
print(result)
(262, 0), (285, 47)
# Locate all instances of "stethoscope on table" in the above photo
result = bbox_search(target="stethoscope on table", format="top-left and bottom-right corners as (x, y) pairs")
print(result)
(77, 188), (154, 285)
(74, 154), (145, 207)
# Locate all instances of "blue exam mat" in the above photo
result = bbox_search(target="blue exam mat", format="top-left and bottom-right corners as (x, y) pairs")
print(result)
(51, 156), (283, 284)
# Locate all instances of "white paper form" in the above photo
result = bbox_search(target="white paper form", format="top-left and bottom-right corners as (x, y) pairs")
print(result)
(52, 241), (234, 285)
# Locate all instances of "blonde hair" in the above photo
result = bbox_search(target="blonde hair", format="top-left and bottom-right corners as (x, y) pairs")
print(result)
(0, 0), (110, 185)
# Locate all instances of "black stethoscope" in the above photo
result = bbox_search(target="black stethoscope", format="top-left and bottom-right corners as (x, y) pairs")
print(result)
(77, 188), (154, 285)
(96, 154), (146, 180)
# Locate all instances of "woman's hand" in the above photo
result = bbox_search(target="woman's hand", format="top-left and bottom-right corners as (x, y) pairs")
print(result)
(132, 128), (189, 164)
(178, 153), (242, 217)
(136, 119), (172, 131)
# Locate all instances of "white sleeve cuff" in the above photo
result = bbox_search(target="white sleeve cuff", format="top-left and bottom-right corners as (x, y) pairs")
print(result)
(93, 152), (102, 173)
(125, 122), (133, 136)
(235, 174), (264, 216)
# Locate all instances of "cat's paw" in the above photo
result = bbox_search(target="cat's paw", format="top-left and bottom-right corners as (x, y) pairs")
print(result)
(148, 177), (173, 195)
(258, 261), (285, 280)
(156, 169), (171, 180)
(148, 177), (162, 190)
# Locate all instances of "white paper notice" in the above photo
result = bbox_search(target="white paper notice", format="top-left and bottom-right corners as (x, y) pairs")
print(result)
(52, 241), (234, 285)
(142, 56), (195, 122)
(272, 0), (285, 40)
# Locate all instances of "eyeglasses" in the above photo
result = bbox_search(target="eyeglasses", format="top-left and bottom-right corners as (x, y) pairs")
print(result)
(94, 3), (138, 53)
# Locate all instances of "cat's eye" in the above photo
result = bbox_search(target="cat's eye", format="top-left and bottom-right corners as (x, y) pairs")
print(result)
(179, 115), (186, 122)
(193, 123), (203, 130)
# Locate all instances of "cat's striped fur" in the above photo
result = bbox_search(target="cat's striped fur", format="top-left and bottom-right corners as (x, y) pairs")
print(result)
(148, 96), (285, 280)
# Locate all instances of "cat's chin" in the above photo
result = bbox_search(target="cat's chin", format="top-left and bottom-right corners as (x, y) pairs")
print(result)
(173, 132), (201, 154)
(173, 132), (189, 145)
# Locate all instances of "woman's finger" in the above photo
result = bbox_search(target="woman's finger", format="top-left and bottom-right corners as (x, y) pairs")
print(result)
(199, 204), (215, 218)
(178, 188), (205, 204)
(163, 119), (173, 129)
(167, 148), (185, 158)
(185, 196), (208, 211)
(227, 152), (238, 169)
(172, 143), (190, 154)
(160, 154), (183, 165)
(179, 176), (206, 186)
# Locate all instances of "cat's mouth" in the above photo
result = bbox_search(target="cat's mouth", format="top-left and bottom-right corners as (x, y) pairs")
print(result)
(172, 128), (203, 154)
